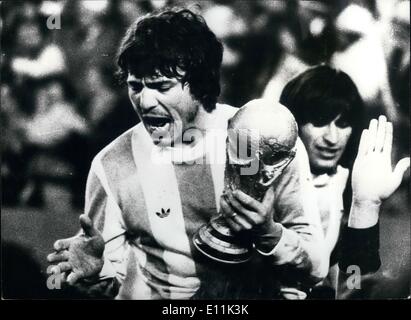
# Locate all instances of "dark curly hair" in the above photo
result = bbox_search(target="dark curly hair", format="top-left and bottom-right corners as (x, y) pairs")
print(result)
(116, 8), (223, 112)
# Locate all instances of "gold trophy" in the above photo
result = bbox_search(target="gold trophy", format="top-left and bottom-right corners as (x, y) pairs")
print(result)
(193, 99), (298, 263)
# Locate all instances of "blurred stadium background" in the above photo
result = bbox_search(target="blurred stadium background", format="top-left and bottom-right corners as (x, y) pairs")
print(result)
(1, 0), (409, 299)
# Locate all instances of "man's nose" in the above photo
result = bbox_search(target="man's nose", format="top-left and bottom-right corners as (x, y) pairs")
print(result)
(323, 123), (339, 144)
(139, 87), (158, 112)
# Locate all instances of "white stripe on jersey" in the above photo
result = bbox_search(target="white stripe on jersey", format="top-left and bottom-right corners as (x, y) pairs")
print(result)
(91, 156), (129, 283)
(132, 125), (200, 299)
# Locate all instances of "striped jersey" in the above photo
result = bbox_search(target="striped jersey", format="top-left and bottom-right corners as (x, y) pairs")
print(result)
(85, 103), (326, 299)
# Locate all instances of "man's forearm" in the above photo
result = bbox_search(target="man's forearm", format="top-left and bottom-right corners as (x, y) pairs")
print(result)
(339, 222), (381, 274)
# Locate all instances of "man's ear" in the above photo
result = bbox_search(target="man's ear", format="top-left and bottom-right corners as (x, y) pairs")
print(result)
(182, 80), (190, 90)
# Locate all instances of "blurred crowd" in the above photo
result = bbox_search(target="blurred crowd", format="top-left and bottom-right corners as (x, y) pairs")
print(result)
(1, 0), (409, 210)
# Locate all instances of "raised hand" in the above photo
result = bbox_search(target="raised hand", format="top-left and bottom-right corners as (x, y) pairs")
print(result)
(352, 115), (410, 204)
(349, 116), (410, 228)
(47, 214), (105, 285)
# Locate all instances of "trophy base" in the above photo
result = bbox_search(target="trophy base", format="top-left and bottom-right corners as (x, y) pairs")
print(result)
(193, 217), (252, 264)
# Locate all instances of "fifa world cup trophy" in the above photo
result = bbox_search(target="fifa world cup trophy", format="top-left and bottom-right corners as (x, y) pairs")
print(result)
(193, 99), (298, 263)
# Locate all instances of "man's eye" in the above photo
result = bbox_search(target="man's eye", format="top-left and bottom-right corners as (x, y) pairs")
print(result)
(335, 119), (350, 128)
(311, 117), (329, 127)
(129, 83), (143, 92)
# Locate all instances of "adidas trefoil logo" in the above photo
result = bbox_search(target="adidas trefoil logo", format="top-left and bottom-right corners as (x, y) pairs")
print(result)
(156, 208), (170, 218)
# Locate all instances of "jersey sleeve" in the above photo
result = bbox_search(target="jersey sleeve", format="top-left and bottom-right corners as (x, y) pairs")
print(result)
(75, 156), (129, 297)
(256, 139), (328, 285)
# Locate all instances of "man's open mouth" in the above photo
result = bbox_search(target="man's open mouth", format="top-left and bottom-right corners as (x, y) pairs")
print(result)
(143, 115), (173, 129)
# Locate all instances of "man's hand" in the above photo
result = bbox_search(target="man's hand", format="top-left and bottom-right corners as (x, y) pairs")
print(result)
(220, 187), (278, 235)
(352, 115), (410, 204)
(47, 214), (105, 285)
(349, 116), (410, 228)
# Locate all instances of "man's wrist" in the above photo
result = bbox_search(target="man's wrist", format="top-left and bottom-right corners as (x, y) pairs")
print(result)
(348, 198), (381, 228)
(254, 222), (283, 254)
